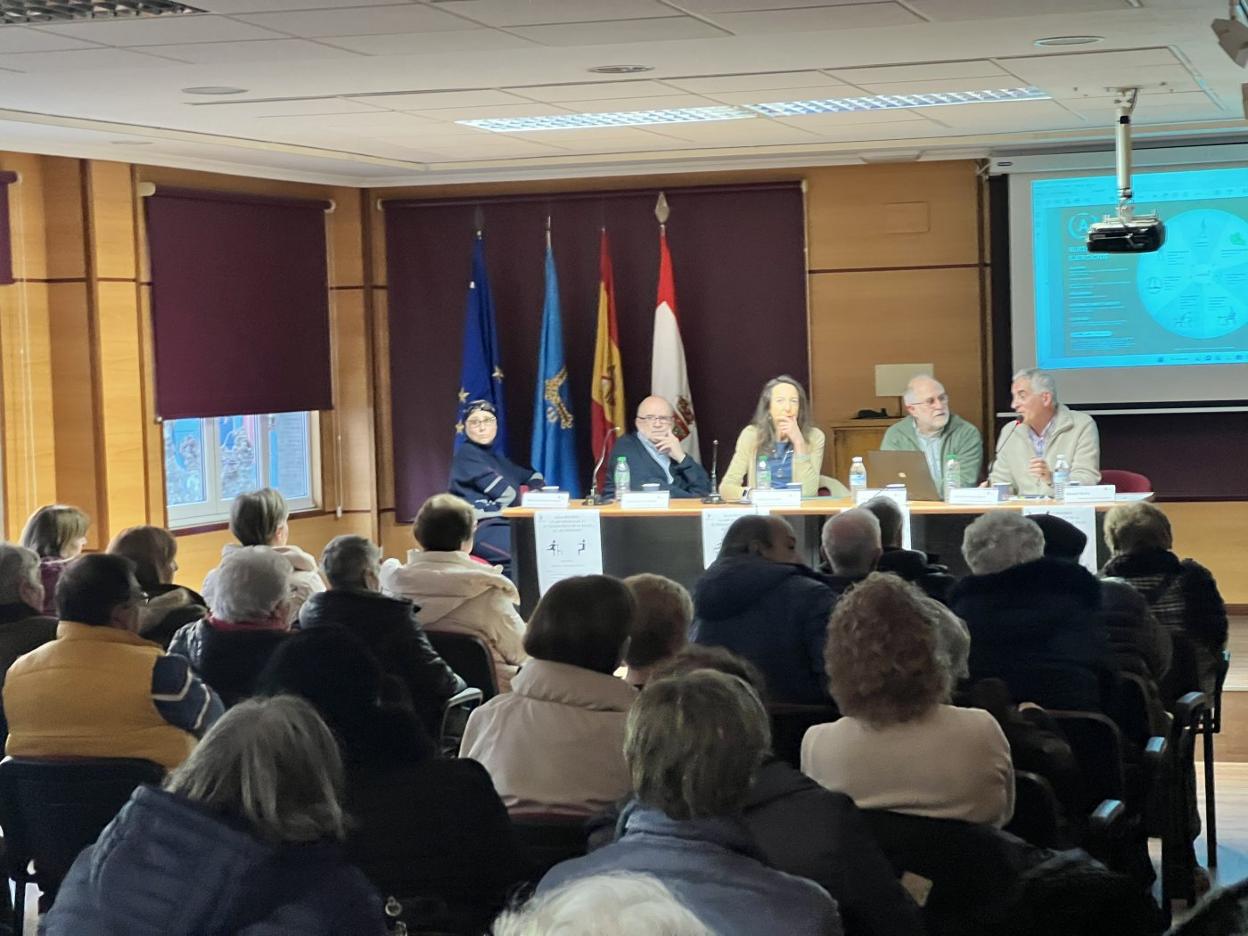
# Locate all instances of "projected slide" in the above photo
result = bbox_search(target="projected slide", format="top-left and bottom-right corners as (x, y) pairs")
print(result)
(1031, 167), (1248, 370)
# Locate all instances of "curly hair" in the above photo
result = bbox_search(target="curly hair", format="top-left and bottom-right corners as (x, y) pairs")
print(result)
(1103, 501), (1172, 555)
(824, 572), (950, 727)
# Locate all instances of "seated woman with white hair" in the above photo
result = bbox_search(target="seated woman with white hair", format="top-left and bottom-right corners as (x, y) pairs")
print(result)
(169, 546), (294, 707)
(948, 511), (1113, 712)
(494, 873), (712, 936)
(43, 695), (388, 935)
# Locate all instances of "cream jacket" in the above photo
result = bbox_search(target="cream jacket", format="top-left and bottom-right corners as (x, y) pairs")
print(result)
(719, 425), (827, 500)
(459, 659), (637, 816)
(988, 404), (1100, 496)
(380, 550), (527, 693)
(202, 543), (325, 625)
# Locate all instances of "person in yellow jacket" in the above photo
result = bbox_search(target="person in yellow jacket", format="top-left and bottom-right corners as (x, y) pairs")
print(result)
(719, 375), (830, 501)
(4, 554), (222, 770)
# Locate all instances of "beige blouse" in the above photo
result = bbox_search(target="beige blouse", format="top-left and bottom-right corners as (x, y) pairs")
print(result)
(719, 424), (827, 501)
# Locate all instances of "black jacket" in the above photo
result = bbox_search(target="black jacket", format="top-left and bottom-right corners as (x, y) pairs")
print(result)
(691, 556), (836, 704)
(139, 583), (209, 650)
(0, 602), (58, 746)
(603, 433), (711, 498)
(168, 620), (290, 708)
(949, 557), (1113, 712)
(298, 589), (466, 734)
(744, 758), (925, 936)
(877, 547), (955, 603)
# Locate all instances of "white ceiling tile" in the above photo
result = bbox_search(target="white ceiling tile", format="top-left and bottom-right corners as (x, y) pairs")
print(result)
(507, 17), (727, 46)
(854, 76), (1043, 96)
(665, 71), (844, 93)
(1064, 90), (1230, 122)
(644, 119), (820, 144)
(401, 102), (573, 121)
(433, 0), (679, 27)
(514, 80), (687, 102)
(999, 49), (1199, 98)
(919, 98), (1084, 130)
(29, 15), (284, 46)
(556, 94), (717, 111)
(320, 29), (534, 55)
(677, 0), (881, 10)
(708, 2), (922, 34)
(0, 27), (101, 53)
(772, 108), (933, 129)
(348, 88), (529, 109)
(301, 110), (440, 130)
(906, 0), (1131, 19)
(706, 84), (856, 105)
(0, 47), (182, 72)
(143, 39), (362, 64)
(192, 97), (384, 117)
(233, 4), (475, 38)
(195, 0), (402, 10)
(827, 60), (1010, 83)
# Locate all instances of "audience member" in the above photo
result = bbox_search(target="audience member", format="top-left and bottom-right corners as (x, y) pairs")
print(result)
(202, 488), (325, 623)
(494, 873), (713, 936)
(1101, 501), (1228, 697)
(820, 508), (882, 591)
(258, 628), (527, 933)
(382, 493), (527, 692)
(108, 524), (207, 649)
(653, 645), (925, 936)
(4, 554), (221, 768)
(169, 547), (293, 707)
(460, 574), (637, 816)
(803, 574), (1013, 827)
(691, 515), (835, 704)
(949, 511), (1112, 711)
(540, 668), (843, 935)
(0, 543), (58, 746)
(859, 496), (952, 601)
(19, 504), (89, 615)
(622, 573), (691, 688)
(299, 534), (465, 735)
(42, 695), (387, 936)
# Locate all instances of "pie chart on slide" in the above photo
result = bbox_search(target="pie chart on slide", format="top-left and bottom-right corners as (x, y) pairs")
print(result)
(1136, 208), (1248, 340)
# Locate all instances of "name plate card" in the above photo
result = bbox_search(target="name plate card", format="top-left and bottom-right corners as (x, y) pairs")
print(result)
(751, 488), (802, 508)
(1061, 484), (1117, 504)
(521, 491), (571, 509)
(619, 491), (671, 510)
(948, 487), (1006, 505)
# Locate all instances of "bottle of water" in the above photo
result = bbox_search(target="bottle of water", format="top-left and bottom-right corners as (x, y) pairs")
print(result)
(944, 457), (960, 502)
(1053, 455), (1070, 501)
(756, 458), (772, 492)
(613, 456), (630, 496)
(849, 456), (867, 495)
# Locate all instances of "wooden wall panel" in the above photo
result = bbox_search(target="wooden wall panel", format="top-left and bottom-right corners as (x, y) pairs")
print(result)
(372, 290), (394, 510)
(805, 162), (980, 271)
(329, 187), (365, 289)
(329, 289), (375, 514)
(88, 162), (137, 281)
(93, 282), (149, 533)
(1166, 501), (1248, 606)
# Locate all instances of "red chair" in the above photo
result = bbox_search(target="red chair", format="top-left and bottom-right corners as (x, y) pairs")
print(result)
(1101, 469), (1151, 493)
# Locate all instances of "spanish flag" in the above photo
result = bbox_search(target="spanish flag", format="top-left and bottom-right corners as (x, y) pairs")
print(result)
(590, 229), (626, 488)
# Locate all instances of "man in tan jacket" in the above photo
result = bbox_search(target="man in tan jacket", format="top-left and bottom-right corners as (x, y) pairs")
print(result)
(989, 368), (1100, 496)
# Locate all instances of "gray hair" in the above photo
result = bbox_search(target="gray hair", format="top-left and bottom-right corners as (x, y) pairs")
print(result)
(1011, 368), (1058, 401)
(622, 574), (692, 670)
(493, 873), (713, 936)
(229, 488), (289, 547)
(0, 543), (42, 607)
(902, 373), (943, 406)
(821, 508), (883, 577)
(962, 511), (1045, 575)
(212, 546), (293, 623)
(164, 695), (345, 845)
(1103, 501), (1173, 555)
(924, 597), (971, 681)
(860, 495), (904, 548)
(320, 535), (381, 591)
(626, 669), (769, 820)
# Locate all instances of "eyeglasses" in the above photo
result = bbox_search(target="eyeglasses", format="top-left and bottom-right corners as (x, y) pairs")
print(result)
(913, 394), (948, 408)
(465, 416), (497, 428)
(637, 415), (673, 425)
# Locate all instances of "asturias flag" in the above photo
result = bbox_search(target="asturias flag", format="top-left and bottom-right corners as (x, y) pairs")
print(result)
(590, 229), (626, 489)
(454, 234), (507, 453)
(531, 241), (581, 495)
(651, 225), (700, 463)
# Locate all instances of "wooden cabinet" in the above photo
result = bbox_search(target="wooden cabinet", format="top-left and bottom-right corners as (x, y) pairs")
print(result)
(823, 418), (896, 486)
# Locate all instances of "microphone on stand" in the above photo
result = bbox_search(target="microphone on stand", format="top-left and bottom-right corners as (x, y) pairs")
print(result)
(985, 415), (1023, 485)
(702, 439), (724, 504)
(584, 427), (617, 506)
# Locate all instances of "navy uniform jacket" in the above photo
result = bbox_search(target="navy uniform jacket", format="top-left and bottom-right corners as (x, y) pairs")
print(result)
(603, 433), (711, 499)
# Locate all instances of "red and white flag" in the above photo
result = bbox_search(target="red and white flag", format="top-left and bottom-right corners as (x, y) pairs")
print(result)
(651, 226), (700, 463)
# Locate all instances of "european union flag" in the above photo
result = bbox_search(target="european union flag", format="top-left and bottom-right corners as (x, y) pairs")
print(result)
(455, 235), (507, 453)
(530, 243), (580, 495)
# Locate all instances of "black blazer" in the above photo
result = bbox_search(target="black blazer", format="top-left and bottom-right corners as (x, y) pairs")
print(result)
(603, 433), (711, 498)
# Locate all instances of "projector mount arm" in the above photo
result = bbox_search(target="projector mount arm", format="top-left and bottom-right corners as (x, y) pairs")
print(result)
(1113, 87), (1140, 221)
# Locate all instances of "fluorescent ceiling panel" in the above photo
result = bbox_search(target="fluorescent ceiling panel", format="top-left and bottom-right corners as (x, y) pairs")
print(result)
(461, 105), (753, 131)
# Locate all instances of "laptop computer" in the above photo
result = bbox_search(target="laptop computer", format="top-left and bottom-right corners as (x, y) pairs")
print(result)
(865, 450), (943, 501)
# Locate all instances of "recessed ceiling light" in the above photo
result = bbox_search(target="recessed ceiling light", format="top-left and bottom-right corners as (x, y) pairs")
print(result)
(749, 87), (1051, 116)
(1034, 35), (1104, 47)
(182, 86), (248, 95)
(461, 105), (751, 132)
(587, 65), (654, 74)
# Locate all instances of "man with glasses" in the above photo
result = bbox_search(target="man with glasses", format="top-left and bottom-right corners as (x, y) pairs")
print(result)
(881, 374), (983, 490)
(604, 396), (711, 499)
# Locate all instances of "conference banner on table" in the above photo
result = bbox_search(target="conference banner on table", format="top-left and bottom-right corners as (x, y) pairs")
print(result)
(590, 228), (626, 491)
(454, 233), (508, 452)
(652, 196), (701, 464)
(530, 232), (581, 496)
(534, 509), (603, 594)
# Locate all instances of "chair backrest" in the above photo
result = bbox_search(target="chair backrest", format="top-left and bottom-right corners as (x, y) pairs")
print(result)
(426, 630), (499, 701)
(1114, 671), (1166, 747)
(1049, 710), (1127, 814)
(1100, 470), (1152, 493)
(510, 813), (591, 883)
(765, 702), (838, 769)
(1007, 770), (1063, 849)
(0, 756), (165, 904)
(1160, 630), (1202, 711)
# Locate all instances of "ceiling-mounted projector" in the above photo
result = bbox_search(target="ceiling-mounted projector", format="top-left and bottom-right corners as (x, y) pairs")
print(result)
(1085, 88), (1165, 254)
(1213, 1), (1248, 67)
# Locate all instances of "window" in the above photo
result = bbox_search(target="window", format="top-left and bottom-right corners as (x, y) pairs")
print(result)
(163, 411), (319, 529)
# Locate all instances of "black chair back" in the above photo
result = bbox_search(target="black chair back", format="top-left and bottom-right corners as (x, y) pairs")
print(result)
(511, 813), (590, 884)
(1007, 770), (1063, 849)
(1049, 710), (1127, 814)
(0, 756), (165, 921)
(765, 702), (838, 769)
(426, 630), (499, 701)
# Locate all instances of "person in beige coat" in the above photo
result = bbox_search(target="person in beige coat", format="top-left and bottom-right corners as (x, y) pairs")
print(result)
(459, 575), (638, 817)
(201, 488), (325, 624)
(720, 376), (828, 500)
(381, 494), (526, 692)
(988, 368), (1100, 497)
